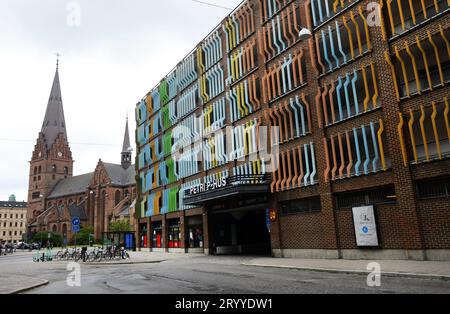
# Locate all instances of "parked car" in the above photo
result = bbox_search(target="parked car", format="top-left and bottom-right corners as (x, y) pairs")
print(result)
(17, 242), (30, 250)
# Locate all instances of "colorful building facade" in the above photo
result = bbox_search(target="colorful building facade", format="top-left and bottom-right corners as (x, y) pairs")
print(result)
(135, 0), (450, 260)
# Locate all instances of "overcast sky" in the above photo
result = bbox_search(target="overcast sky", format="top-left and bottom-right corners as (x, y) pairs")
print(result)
(0, 0), (242, 201)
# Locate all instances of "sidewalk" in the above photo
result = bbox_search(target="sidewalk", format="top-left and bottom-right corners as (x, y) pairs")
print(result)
(84, 251), (203, 265)
(242, 258), (450, 280)
(0, 274), (48, 294)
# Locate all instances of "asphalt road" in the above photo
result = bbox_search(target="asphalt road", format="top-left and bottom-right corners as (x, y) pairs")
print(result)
(1, 253), (449, 294)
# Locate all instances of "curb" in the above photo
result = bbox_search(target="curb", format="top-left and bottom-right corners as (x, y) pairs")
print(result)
(8, 279), (50, 294)
(84, 260), (166, 266)
(241, 263), (450, 281)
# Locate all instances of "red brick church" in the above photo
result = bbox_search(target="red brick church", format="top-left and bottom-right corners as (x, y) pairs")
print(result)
(27, 62), (136, 242)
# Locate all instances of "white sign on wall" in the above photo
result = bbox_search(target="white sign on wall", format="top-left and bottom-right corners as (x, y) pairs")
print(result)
(352, 205), (379, 247)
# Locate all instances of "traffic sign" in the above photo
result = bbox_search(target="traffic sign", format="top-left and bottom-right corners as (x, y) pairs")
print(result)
(72, 217), (80, 226)
(72, 225), (80, 233)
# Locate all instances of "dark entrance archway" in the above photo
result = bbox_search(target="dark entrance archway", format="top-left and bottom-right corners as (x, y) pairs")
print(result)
(208, 198), (271, 255)
(183, 174), (272, 256)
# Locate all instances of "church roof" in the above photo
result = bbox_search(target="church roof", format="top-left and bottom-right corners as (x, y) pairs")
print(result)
(68, 202), (87, 220)
(48, 173), (93, 199)
(103, 163), (136, 186)
(118, 205), (130, 217)
(41, 68), (67, 151)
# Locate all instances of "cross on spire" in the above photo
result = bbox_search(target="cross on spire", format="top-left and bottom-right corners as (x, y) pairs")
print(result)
(56, 52), (61, 70)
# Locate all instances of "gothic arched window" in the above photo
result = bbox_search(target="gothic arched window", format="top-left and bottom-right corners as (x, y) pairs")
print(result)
(52, 165), (57, 173)
(64, 167), (68, 175)
(115, 190), (121, 206)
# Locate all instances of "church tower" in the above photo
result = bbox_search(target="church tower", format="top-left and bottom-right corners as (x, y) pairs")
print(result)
(27, 60), (73, 221)
(121, 117), (132, 169)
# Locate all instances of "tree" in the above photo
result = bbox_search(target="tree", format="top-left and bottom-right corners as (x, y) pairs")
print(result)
(71, 225), (94, 245)
(109, 220), (132, 232)
(33, 231), (62, 247)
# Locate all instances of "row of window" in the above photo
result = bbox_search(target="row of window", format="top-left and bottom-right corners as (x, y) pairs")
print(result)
(397, 98), (450, 165)
(316, 5), (371, 76)
(198, 30), (223, 74)
(259, 0), (295, 24)
(323, 120), (389, 182)
(271, 142), (318, 192)
(198, 64), (225, 103)
(0, 213), (25, 219)
(316, 62), (380, 127)
(281, 177), (450, 216)
(1, 221), (24, 228)
(227, 75), (261, 122)
(262, 47), (306, 103)
(176, 52), (198, 92)
(143, 187), (180, 217)
(33, 165), (69, 175)
(223, 2), (255, 53)
(382, 0), (449, 39)
(265, 93), (312, 143)
(227, 38), (258, 84)
(1, 230), (24, 237)
(258, 2), (303, 61)
(385, 26), (450, 100)
(310, 0), (356, 28)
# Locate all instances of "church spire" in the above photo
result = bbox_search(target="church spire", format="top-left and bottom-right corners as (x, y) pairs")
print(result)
(121, 116), (132, 169)
(41, 60), (67, 151)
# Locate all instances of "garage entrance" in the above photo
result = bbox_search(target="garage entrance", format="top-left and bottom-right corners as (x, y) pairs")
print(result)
(208, 202), (271, 256)
(182, 174), (272, 256)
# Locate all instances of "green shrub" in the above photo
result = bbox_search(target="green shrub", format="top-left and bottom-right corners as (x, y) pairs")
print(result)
(33, 231), (62, 247)
(71, 225), (95, 245)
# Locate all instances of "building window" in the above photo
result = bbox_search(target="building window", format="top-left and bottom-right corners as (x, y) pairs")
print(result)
(151, 222), (163, 248)
(398, 99), (450, 164)
(64, 167), (69, 175)
(382, 0), (449, 38)
(115, 190), (121, 206)
(336, 186), (397, 209)
(168, 220), (181, 249)
(187, 226), (203, 249)
(417, 177), (450, 199)
(386, 29), (450, 99)
(52, 165), (57, 173)
(34, 167), (37, 175)
(281, 197), (322, 215)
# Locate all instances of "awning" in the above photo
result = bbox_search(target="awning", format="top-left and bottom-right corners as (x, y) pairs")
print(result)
(183, 174), (271, 206)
